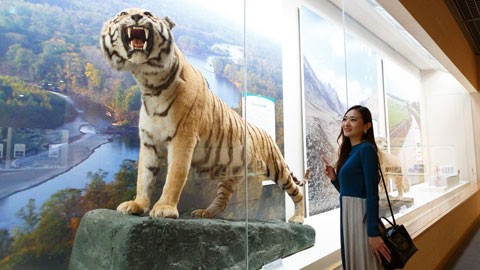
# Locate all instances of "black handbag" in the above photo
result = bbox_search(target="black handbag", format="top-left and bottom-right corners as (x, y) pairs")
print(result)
(378, 167), (418, 269)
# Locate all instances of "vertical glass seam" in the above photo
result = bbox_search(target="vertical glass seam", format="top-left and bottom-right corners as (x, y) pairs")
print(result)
(342, 0), (349, 107)
(380, 59), (391, 152)
(243, 0), (249, 268)
(467, 94), (478, 182)
(297, 6), (309, 218)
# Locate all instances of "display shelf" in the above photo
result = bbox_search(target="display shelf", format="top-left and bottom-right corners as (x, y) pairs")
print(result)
(280, 181), (477, 270)
(390, 181), (477, 238)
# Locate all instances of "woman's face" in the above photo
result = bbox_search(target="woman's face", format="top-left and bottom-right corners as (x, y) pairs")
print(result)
(342, 109), (369, 139)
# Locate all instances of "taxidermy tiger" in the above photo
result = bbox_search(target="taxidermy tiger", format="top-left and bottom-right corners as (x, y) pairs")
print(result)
(100, 8), (309, 223)
(375, 137), (410, 198)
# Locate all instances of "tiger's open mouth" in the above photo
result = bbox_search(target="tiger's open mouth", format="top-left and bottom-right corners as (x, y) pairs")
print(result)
(122, 24), (154, 57)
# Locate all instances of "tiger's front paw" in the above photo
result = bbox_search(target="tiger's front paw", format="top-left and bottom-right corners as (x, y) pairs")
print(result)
(149, 204), (179, 219)
(288, 215), (304, 224)
(191, 209), (215, 219)
(117, 200), (149, 215)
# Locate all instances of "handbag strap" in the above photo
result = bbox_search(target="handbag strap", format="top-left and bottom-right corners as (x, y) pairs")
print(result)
(378, 160), (397, 226)
(380, 216), (394, 227)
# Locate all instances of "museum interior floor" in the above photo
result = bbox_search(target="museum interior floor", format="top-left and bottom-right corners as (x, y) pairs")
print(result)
(443, 219), (480, 269)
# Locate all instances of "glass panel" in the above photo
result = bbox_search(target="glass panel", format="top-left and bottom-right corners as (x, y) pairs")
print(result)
(294, 2), (348, 265)
(177, 0), (246, 223)
(382, 58), (424, 216)
(0, 0), (247, 269)
(290, 0), (476, 267)
(409, 70), (476, 210)
(244, 0), (286, 222)
(243, 0), (293, 267)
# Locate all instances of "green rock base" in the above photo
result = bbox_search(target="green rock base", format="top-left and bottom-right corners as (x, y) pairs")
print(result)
(69, 209), (315, 270)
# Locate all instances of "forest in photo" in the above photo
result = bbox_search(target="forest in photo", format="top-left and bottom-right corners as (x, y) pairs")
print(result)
(0, 0), (284, 136)
(0, 160), (138, 269)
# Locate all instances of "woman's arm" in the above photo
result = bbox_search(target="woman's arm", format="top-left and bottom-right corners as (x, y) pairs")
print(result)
(361, 144), (391, 262)
(359, 143), (380, 237)
(321, 155), (339, 192)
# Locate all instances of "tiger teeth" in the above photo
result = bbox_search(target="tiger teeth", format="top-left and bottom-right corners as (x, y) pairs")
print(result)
(145, 29), (149, 39)
(127, 27), (131, 39)
(143, 41), (147, 50)
(129, 40), (133, 50)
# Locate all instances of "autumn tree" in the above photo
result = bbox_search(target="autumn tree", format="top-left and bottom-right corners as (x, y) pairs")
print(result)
(0, 230), (12, 260)
(15, 199), (39, 234)
(84, 62), (105, 93)
(83, 169), (110, 210)
(33, 39), (67, 84)
(5, 44), (35, 80)
(0, 77), (13, 100)
(32, 189), (83, 268)
(63, 52), (86, 91)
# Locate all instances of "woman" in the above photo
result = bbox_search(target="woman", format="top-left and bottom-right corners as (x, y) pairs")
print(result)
(321, 105), (391, 270)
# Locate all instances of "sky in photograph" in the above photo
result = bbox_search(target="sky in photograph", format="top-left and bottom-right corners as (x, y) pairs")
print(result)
(301, 6), (377, 107)
(183, 0), (283, 43)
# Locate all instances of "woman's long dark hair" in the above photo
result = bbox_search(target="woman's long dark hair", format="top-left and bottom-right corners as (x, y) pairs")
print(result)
(335, 105), (378, 176)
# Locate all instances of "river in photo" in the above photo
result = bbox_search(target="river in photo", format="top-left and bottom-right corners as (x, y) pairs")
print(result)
(186, 55), (241, 108)
(0, 136), (139, 230)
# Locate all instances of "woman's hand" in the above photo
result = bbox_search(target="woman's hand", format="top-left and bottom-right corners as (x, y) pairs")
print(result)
(368, 236), (391, 263)
(321, 155), (336, 181)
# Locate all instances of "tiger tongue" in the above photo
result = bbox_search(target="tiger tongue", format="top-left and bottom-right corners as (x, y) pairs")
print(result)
(133, 39), (144, 48)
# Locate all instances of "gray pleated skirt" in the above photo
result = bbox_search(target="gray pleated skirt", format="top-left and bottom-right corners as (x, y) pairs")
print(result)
(342, 196), (383, 270)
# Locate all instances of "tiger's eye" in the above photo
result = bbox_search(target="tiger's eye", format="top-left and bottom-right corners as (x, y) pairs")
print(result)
(144, 11), (152, 16)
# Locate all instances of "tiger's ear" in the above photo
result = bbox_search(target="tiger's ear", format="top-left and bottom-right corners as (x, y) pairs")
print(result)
(163, 16), (176, 30)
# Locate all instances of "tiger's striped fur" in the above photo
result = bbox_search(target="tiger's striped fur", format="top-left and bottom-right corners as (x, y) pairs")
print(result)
(100, 8), (309, 223)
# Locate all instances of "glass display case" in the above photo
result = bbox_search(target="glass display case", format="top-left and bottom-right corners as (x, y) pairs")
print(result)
(284, 0), (478, 268)
(0, 0), (478, 269)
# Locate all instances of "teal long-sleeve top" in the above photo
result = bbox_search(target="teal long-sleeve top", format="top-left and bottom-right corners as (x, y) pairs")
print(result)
(331, 141), (380, 237)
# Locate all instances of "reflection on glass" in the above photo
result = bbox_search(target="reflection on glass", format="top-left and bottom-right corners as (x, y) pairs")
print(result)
(377, 59), (423, 215)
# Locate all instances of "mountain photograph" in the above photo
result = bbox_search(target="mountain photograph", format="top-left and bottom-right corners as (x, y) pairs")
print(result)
(301, 6), (379, 215)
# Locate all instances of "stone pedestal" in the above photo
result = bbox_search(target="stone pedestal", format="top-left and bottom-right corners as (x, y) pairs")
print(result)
(69, 209), (315, 270)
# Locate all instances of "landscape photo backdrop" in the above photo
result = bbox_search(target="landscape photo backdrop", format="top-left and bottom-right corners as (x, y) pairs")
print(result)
(0, 0), (285, 269)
